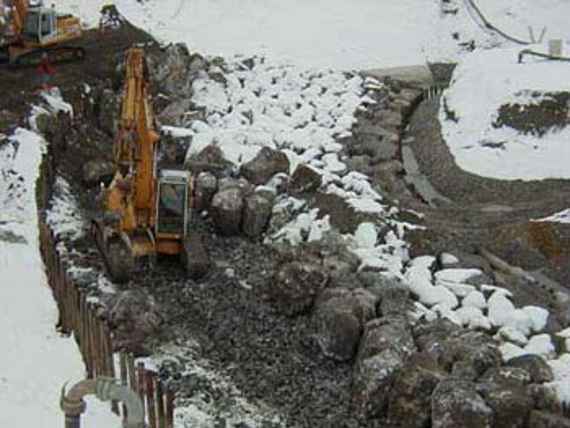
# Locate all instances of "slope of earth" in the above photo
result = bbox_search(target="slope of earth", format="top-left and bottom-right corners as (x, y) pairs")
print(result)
(0, 21), (155, 127)
(405, 96), (570, 286)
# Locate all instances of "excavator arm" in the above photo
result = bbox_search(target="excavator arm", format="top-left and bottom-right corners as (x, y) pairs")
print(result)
(114, 48), (160, 226)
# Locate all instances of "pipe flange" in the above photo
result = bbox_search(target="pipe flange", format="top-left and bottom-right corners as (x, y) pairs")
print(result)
(60, 395), (87, 416)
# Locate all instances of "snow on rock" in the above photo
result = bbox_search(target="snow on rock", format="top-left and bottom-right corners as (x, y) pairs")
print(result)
(524, 334), (556, 359)
(411, 302), (438, 323)
(271, 208), (318, 246)
(496, 326), (529, 347)
(488, 292), (516, 328)
(353, 222), (377, 249)
(500, 342), (527, 362)
(431, 303), (462, 326)
(534, 208), (570, 224)
(421, 285), (459, 309)
(503, 309), (535, 338)
(547, 354), (570, 406)
(481, 284), (513, 298)
(439, 281), (476, 298)
(439, 252), (459, 266)
(455, 306), (491, 330)
(307, 215), (331, 242)
(186, 60), (364, 169)
(462, 290), (487, 310)
(522, 306), (550, 333)
(434, 268), (483, 284)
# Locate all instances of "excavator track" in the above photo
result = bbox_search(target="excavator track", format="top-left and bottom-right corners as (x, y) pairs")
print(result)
(10, 45), (86, 68)
(91, 221), (135, 284)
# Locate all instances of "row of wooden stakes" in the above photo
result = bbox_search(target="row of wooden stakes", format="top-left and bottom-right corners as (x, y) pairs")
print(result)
(39, 220), (175, 428)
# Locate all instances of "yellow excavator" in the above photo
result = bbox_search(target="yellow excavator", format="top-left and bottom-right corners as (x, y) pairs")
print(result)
(0, 0), (84, 65)
(92, 47), (207, 283)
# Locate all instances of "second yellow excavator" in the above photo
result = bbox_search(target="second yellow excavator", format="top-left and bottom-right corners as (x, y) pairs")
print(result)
(92, 47), (208, 283)
(0, 0), (84, 65)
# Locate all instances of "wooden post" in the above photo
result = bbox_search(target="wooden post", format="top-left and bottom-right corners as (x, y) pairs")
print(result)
(80, 294), (92, 378)
(62, 274), (71, 334)
(102, 323), (120, 415)
(91, 310), (102, 378)
(127, 354), (137, 392)
(166, 389), (174, 428)
(137, 362), (146, 422)
(156, 378), (165, 428)
(120, 353), (129, 421)
(146, 371), (157, 428)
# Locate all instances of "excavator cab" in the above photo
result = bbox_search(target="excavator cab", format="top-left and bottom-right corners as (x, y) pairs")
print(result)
(156, 170), (191, 237)
(21, 7), (57, 43)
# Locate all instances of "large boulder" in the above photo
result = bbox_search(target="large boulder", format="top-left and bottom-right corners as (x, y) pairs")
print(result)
(240, 147), (290, 185)
(527, 384), (564, 415)
(187, 144), (234, 177)
(479, 366), (531, 387)
(272, 261), (328, 316)
(242, 191), (274, 238)
(352, 316), (417, 418)
(378, 285), (413, 318)
(387, 352), (446, 428)
(107, 290), (162, 355)
(210, 187), (244, 235)
(431, 379), (494, 428)
(505, 354), (554, 383)
(157, 98), (193, 126)
(476, 382), (532, 428)
(146, 43), (195, 96)
(416, 325), (501, 375)
(193, 171), (218, 212)
(289, 163), (322, 196)
(314, 288), (377, 361)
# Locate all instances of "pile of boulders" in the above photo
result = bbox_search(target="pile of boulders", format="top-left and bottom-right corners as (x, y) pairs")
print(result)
(190, 145), (290, 239)
(344, 76), (424, 200)
(268, 240), (570, 427)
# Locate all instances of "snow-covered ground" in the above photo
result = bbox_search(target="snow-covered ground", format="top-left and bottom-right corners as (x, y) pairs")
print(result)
(56, 0), (441, 70)
(436, 0), (570, 181)
(0, 95), (118, 427)
(440, 46), (570, 180)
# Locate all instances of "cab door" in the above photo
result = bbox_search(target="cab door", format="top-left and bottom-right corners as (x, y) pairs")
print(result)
(38, 9), (57, 45)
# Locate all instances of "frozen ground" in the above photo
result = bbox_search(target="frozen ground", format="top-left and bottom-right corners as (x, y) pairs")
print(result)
(0, 94), (118, 427)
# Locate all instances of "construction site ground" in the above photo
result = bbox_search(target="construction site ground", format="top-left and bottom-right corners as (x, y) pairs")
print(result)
(2, 18), (570, 428)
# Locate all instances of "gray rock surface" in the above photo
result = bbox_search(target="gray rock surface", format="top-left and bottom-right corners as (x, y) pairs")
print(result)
(240, 147), (290, 185)
(193, 171), (218, 212)
(314, 288), (377, 361)
(352, 316), (417, 417)
(210, 187), (244, 235)
(431, 379), (494, 428)
(272, 261), (328, 316)
(242, 192), (274, 238)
